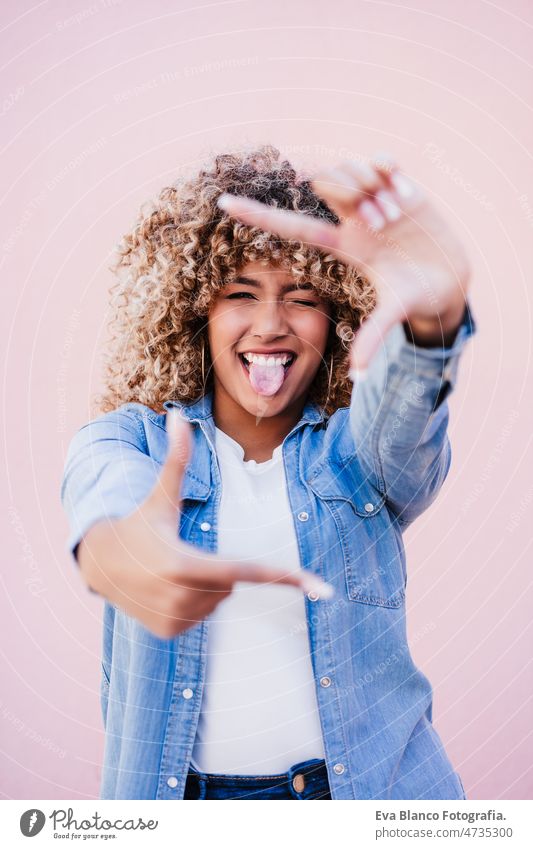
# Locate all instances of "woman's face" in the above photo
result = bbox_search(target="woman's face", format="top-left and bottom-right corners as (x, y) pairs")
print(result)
(207, 260), (332, 420)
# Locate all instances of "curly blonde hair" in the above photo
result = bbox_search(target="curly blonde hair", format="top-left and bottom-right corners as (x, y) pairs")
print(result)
(93, 145), (377, 418)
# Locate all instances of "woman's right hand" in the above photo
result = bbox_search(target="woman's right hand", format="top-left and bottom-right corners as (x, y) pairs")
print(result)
(78, 410), (332, 639)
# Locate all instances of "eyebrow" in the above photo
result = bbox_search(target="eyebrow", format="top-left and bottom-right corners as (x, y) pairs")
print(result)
(234, 275), (316, 294)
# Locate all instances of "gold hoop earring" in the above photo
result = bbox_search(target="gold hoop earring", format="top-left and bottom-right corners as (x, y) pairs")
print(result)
(323, 351), (334, 415)
(200, 338), (206, 391)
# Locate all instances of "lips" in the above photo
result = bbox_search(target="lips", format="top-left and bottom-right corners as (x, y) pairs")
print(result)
(238, 352), (296, 370)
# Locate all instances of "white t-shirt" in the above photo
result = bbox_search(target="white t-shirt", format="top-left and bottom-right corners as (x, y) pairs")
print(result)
(190, 426), (326, 774)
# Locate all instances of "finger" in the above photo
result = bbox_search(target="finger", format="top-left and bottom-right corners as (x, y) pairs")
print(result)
(357, 198), (388, 231)
(148, 411), (192, 518)
(373, 189), (403, 224)
(371, 151), (399, 180)
(310, 167), (363, 219)
(217, 194), (340, 252)
(349, 301), (401, 373)
(337, 159), (386, 199)
(316, 159), (402, 229)
(332, 159), (403, 226)
(227, 561), (335, 598)
(370, 155), (424, 212)
(180, 553), (334, 599)
(388, 170), (424, 211)
(339, 154), (415, 226)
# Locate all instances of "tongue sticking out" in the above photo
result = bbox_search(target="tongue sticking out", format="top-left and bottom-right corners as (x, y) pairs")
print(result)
(248, 362), (286, 396)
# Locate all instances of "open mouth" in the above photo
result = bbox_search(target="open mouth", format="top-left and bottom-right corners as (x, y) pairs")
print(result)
(237, 351), (297, 396)
(238, 354), (296, 374)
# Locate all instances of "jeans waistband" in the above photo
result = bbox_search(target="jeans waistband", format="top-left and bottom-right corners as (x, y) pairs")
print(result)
(185, 757), (331, 800)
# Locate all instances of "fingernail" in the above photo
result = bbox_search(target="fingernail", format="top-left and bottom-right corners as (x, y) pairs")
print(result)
(390, 172), (416, 201)
(217, 193), (231, 210)
(301, 574), (335, 600)
(375, 189), (402, 222)
(358, 199), (386, 230)
(349, 368), (367, 382)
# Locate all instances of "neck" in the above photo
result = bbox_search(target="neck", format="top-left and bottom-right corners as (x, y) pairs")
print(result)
(212, 382), (307, 462)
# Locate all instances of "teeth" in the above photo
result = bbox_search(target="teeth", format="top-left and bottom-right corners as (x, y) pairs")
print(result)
(242, 352), (293, 366)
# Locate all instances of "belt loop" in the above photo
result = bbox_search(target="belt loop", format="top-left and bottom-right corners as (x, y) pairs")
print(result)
(196, 774), (207, 800)
(187, 766), (208, 800)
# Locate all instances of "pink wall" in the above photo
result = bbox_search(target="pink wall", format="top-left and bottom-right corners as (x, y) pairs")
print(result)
(1, 0), (531, 800)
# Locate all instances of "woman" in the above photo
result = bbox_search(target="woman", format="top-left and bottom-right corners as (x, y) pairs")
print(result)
(61, 145), (475, 800)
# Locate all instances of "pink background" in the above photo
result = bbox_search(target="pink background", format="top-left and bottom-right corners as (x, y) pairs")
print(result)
(1, 0), (532, 800)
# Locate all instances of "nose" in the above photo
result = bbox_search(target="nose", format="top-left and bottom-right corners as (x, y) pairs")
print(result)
(248, 297), (291, 339)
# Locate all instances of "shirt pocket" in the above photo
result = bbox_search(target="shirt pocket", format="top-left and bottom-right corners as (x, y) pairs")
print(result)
(307, 462), (405, 609)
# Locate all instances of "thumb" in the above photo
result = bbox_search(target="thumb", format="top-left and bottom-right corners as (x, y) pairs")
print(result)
(349, 302), (399, 373)
(149, 410), (193, 519)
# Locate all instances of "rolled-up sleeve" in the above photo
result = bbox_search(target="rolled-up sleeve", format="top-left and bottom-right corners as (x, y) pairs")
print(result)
(349, 302), (476, 527)
(60, 407), (161, 564)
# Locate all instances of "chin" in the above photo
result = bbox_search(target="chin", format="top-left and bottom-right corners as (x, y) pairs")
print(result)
(237, 391), (288, 418)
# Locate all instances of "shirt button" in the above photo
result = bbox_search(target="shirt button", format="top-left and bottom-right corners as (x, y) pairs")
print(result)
(297, 511), (309, 522)
(307, 590), (319, 602)
(364, 503), (374, 513)
(333, 763), (345, 775)
(200, 521), (211, 532)
(320, 676), (332, 688)
(167, 776), (178, 788)
(182, 688), (194, 699)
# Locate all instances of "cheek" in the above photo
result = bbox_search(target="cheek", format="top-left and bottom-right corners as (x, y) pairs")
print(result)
(207, 308), (239, 356)
(298, 311), (331, 356)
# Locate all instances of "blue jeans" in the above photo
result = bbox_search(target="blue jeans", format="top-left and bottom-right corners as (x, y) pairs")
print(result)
(184, 757), (332, 799)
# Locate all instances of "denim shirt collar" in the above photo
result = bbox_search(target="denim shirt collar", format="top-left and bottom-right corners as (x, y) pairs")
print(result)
(162, 391), (326, 496)
(163, 390), (325, 427)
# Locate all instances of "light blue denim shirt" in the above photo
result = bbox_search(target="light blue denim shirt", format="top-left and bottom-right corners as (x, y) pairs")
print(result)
(60, 304), (476, 800)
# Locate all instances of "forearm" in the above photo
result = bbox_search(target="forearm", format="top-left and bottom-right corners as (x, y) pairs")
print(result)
(349, 343), (450, 493)
(350, 300), (476, 524)
(76, 519), (122, 600)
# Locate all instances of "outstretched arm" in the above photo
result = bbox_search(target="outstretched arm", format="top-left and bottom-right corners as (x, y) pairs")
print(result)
(217, 152), (476, 524)
(60, 408), (160, 565)
(349, 302), (475, 526)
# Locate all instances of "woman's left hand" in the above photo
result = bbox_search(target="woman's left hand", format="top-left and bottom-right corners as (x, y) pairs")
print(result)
(217, 153), (471, 372)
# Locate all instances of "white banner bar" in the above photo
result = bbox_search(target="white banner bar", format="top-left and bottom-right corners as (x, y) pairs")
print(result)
(2, 799), (533, 848)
